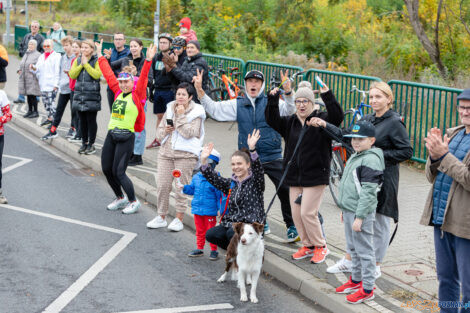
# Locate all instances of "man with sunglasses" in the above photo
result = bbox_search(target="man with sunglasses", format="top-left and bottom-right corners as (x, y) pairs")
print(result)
(15, 21), (44, 104)
(103, 33), (130, 110)
(422, 89), (470, 312)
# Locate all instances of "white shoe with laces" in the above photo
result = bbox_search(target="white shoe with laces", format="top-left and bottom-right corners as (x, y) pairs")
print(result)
(147, 215), (167, 229)
(374, 265), (382, 279)
(122, 200), (141, 214)
(167, 218), (184, 232)
(327, 257), (352, 273)
(107, 197), (128, 211)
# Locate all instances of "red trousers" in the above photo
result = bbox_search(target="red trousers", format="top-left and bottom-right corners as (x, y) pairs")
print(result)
(194, 214), (217, 251)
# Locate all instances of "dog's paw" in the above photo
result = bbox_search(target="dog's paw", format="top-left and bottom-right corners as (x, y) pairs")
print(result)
(240, 295), (248, 302)
(250, 296), (258, 303)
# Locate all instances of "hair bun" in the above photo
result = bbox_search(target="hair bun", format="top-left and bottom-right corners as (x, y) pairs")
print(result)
(298, 81), (312, 89)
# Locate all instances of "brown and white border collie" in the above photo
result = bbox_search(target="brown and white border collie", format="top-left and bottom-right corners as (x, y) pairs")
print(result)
(217, 222), (265, 303)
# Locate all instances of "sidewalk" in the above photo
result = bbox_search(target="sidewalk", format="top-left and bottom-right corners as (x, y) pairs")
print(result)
(5, 54), (437, 312)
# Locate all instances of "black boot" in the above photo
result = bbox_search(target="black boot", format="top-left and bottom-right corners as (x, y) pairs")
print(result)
(129, 154), (143, 166)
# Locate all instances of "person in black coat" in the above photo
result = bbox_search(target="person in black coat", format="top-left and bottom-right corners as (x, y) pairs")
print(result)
(202, 130), (265, 250)
(265, 81), (343, 264)
(163, 40), (209, 95)
(309, 81), (412, 277)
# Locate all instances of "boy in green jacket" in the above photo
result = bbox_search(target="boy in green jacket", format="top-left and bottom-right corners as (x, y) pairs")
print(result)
(334, 120), (385, 304)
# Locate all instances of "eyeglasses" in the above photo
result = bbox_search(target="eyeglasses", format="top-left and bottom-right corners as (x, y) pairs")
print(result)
(114, 38), (125, 41)
(295, 99), (311, 105)
(458, 105), (470, 112)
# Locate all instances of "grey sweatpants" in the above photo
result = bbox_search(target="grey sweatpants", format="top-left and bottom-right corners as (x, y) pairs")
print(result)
(343, 210), (376, 290)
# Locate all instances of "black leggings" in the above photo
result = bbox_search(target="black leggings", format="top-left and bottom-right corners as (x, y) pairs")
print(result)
(27, 95), (38, 112)
(52, 93), (71, 128)
(206, 225), (235, 250)
(78, 111), (97, 145)
(101, 131), (136, 201)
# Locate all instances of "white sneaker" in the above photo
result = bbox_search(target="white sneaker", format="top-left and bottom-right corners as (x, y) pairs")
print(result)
(147, 215), (167, 229)
(107, 197), (128, 211)
(374, 265), (381, 279)
(327, 257), (352, 273)
(122, 200), (141, 214)
(167, 218), (184, 232)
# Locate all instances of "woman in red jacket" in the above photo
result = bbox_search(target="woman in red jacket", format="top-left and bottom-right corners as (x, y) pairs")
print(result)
(95, 40), (157, 214)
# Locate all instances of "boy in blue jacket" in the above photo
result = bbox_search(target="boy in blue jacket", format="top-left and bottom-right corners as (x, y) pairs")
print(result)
(180, 149), (223, 260)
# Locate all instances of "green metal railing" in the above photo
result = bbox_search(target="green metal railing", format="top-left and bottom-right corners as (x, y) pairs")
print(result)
(388, 80), (463, 163)
(245, 61), (304, 92)
(306, 69), (381, 127)
(203, 53), (245, 93)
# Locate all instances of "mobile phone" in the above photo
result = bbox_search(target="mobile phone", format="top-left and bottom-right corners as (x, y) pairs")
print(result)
(166, 119), (174, 127)
(315, 75), (325, 88)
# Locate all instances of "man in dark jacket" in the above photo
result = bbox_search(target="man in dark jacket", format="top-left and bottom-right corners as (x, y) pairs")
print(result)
(15, 20), (44, 104)
(0, 44), (8, 89)
(422, 89), (470, 312)
(103, 33), (130, 110)
(194, 68), (300, 242)
(163, 40), (209, 96)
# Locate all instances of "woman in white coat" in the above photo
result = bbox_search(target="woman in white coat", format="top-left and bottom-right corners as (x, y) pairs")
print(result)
(31, 39), (61, 126)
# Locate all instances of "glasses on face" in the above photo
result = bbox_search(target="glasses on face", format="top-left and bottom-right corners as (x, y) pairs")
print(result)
(117, 72), (133, 80)
(173, 46), (183, 50)
(458, 105), (470, 112)
(114, 38), (125, 41)
(43, 45), (51, 48)
(295, 99), (310, 106)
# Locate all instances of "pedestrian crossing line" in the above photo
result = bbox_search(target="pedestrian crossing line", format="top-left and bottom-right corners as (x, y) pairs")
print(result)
(115, 303), (234, 313)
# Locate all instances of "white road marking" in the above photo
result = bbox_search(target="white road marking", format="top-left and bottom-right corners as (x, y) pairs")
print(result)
(0, 203), (137, 313)
(3, 154), (32, 173)
(115, 303), (234, 313)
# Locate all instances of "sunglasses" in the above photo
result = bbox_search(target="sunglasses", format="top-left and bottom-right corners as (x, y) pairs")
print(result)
(43, 45), (51, 48)
(117, 72), (133, 80)
(173, 46), (183, 50)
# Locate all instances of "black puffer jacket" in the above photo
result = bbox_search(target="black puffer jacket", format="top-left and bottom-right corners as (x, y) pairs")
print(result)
(169, 53), (209, 93)
(201, 152), (265, 228)
(73, 55), (101, 112)
(362, 110), (413, 222)
(265, 90), (344, 187)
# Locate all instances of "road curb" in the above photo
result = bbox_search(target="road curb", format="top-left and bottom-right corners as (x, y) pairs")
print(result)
(10, 111), (375, 313)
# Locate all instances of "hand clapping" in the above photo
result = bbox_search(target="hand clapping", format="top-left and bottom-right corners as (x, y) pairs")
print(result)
(424, 127), (450, 160)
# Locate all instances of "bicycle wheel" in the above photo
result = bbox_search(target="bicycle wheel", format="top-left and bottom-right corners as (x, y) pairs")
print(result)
(209, 88), (223, 101)
(329, 147), (344, 207)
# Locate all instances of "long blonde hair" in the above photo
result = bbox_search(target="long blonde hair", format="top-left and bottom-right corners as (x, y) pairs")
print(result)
(369, 81), (394, 108)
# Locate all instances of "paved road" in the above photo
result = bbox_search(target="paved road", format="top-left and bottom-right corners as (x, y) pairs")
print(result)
(0, 125), (327, 313)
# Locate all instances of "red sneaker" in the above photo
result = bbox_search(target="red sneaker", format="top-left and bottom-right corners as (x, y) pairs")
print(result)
(346, 287), (375, 304)
(291, 246), (315, 260)
(146, 138), (161, 149)
(310, 246), (330, 264)
(335, 277), (362, 294)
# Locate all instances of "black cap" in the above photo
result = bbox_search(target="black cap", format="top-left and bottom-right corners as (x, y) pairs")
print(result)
(457, 89), (470, 101)
(344, 120), (376, 138)
(244, 70), (264, 82)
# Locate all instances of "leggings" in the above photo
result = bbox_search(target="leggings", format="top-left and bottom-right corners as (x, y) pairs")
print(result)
(41, 90), (57, 119)
(205, 224), (235, 250)
(101, 131), (136, 201)
(27, 95), (38, 112)
(78, 111), (98, 145)
(52, 93), (71, 128)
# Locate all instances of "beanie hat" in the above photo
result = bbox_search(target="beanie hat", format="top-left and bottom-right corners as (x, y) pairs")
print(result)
(295, 81), (316, 104)
(179, 17), (191, 30)
(208, 149), (221, 164)
(188, 40), (200, 50)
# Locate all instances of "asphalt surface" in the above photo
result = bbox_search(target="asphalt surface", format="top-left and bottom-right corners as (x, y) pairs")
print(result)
(0, 125), (328, 313)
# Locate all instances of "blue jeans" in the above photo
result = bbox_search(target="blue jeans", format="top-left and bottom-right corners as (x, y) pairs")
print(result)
(434, 227), (470, 313)
(133, 102), (147, 155)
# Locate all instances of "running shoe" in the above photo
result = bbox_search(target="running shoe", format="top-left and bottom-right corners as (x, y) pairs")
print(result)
(335, 277), (362, 294)
(40, 119), (52, 127)
(84, 145), (96, 155)
(66, 128), (76, 138)
(68, 135), (82, 143)
(188, 249), (204, 257)
(23, 111), (32, 118)
(310, 246), (330, 264)
(346, 287), (375, 304)
(292, 246), (315, 260)
(209, 250), (219, 260)
(147, 215), (167, 229)
(107, 197), (129, 211)
(41, 131), (58, 140)
(146, 138), (161, 149)
(327, 257), (352, 273)
(286, 226), (300, 243)
(29, 112), (39, 118)
(167, 218), (184, 232)
(78, 144), (88, 154)
(122, 200), (141, 214)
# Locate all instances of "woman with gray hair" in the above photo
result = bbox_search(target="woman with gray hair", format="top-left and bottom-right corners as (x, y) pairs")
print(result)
(31, 38), (62, 126)
(17, 39), (41, 118)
